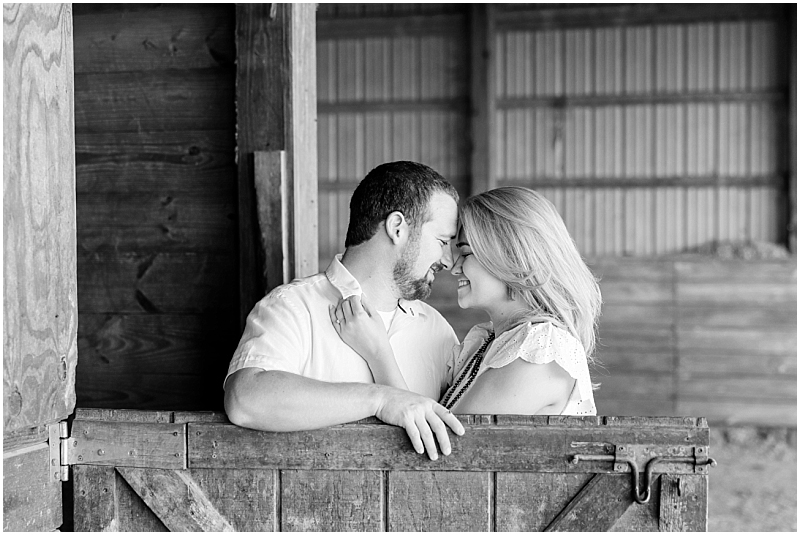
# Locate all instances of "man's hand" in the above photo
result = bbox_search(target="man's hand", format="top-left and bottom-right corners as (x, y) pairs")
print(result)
(373, 386), (465, 461)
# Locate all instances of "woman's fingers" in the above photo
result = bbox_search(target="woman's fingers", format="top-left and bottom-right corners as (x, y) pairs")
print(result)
(434, 405), (465, 437)
(414, 415), (439, 461)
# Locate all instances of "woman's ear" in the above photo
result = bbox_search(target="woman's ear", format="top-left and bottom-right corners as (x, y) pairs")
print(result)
(384, 211), (408, 245)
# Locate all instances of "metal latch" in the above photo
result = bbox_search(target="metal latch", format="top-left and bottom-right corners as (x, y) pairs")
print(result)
(47, 421), (70, 482)
(571, 444), (717, 504)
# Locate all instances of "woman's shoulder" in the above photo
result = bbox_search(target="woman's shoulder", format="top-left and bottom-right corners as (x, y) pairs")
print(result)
(486, 320), (586, 368)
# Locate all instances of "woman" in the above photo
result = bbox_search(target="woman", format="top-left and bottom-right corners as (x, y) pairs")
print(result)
(330, 187), (601, 415)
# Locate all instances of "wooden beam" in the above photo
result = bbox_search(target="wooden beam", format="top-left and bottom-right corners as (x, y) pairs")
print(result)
(543, 474), (632, 532)
(117, 467), (234, 532)
(788, 5), (797, 254)
(236, 4), (318, 326)
(254, 151), (289, 292)
(468, 4), (496, 195)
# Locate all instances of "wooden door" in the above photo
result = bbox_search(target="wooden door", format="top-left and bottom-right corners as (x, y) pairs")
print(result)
(71, 410), (712, 531)
(3, 4), (77, 531)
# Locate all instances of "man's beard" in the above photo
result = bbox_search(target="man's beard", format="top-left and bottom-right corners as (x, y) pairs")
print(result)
(392, 232), (442, 301)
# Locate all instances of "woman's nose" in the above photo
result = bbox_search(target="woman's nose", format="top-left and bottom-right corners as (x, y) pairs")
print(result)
(451, 255), (463, 275)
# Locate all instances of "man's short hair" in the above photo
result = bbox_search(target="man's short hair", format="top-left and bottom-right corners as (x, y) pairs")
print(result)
(345, 161), (459, 248)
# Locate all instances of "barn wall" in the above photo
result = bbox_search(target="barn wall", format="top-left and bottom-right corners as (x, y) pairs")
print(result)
(73, 4), (238, 410)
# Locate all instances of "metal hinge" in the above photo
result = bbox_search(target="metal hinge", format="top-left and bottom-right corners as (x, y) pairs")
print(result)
(571, 444), (717, 504)
(47, 421), (70, 482)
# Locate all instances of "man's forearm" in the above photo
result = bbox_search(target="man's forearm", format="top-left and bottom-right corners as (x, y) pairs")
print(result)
(224, 368), (384, 431)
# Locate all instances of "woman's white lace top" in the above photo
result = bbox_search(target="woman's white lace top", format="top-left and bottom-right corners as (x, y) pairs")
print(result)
(445, 321), (596, 415)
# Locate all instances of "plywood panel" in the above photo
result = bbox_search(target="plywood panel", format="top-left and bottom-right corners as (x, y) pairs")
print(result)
(4, 1), (77, 433)
(3, 444), (62, 531)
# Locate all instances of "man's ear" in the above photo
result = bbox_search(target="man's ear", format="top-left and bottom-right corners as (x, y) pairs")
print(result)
(384, 211), (408, 245)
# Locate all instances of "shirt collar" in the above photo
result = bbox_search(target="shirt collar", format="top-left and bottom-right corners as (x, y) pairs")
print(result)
(324, 254), (424, 318)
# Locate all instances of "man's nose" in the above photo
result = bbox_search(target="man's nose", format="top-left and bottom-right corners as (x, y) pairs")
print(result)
(441, 243), (454, 270)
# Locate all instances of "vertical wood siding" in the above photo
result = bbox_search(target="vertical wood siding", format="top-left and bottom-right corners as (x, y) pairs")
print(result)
(316, 11), (469, 265)
(494, 16), (787, 256)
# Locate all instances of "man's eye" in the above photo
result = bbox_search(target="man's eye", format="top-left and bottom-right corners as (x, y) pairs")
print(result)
(439, 239), (448, 246)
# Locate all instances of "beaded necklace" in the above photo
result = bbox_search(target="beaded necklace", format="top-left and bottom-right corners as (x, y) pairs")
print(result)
(441, 331), (495, 410)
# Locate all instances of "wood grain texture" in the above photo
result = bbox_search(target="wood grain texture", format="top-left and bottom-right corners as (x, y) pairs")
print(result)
(2, 443), (62, 531)
(72, 4), (235, 73)
(117, 467), (234, 531)
(189, 421), (708, 471)
(67, 420), (186, 469)
(544, 474), (632, 531)
(77, 191), (237, 254)
(72, 465), (117, 532)
(254, 151), (289, 293)
(496, 472), (593, 531)
(388, 471), (489, 531)
(3, 2), (78, 434)
(74, 68), (235, 134)
(281, 470), (383, 531)
(75, 130), (236, 194)
(659, 474), (708, 531)
(77, 252), (237, 314)
(192, 468), (276, 531)
(114, 468), (169, 532)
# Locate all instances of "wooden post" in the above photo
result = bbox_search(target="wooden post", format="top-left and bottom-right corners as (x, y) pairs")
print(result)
(788, 4), (797, 254)
(236, 4), (318, 325)
(469, 4), (496, 195)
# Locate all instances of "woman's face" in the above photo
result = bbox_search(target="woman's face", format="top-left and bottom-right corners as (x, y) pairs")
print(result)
(450, 227), (509, 313)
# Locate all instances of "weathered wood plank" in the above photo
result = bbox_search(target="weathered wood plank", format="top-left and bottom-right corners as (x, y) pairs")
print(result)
(74, 69), (234, 134)
(679, 352), (796, 376)
(173, 411), (229, 424)
(67, 420), (186, 469)
(281, 470), (383, 531)
(591, 371), (675, 400)
(3, 424), (50, 452)
(544, 474), (632, 531)
(388, 471), (489, 531)
(77, 314), (237, 377)
(3, 443), (62, 532)
(594, 398), (678, 417)
(74, 407), (173, 423)
(114, 468), (169, 532)
(75, 130), (235, 193)
(587, 258), (675, 282)
(598, 281), (673, 304)
(192, 468), (276, 531)
(676, 399), (796, 426)
(469, 4), (495, 195)
(73, 4), (235, 73)
(117, 467), (234, 532)
(676, 304), (796, 329)
(4, 1), (78, 434)
(77, 252), (237, 314)
(610, 486), (660, 531)
(73, 465), (117, 532)
(77, 192), (236, 254)
(677, 282), (797, 305)
(254, 151), (290, 293)
(678, 327), (796, 357)
(659, 474), (708, 531)
(679, 376), (797, 401)
(674, 260), (796, 284)
(496, 473), (594, 531)
(599, 303), (675, 326)
(76, 314), (235, 410)
(189, 422), (707, 471)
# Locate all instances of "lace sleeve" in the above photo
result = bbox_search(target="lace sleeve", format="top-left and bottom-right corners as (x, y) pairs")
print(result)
(483, 322), (595, 407)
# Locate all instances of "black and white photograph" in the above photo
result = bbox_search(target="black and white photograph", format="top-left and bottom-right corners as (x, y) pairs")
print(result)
(3, 3), (796, 532)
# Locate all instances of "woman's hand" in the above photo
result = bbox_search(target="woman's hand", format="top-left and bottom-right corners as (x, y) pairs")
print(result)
(329, 295), (392, 364)
(330, 295), (409, 390)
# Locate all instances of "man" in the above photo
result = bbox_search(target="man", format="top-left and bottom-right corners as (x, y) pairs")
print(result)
(224, 161), (464, 460)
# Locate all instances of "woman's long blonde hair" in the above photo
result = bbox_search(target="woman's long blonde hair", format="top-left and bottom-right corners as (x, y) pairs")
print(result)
(460, 187), (602, 361)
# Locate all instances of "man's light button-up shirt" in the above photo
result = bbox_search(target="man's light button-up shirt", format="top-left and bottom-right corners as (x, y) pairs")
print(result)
(225, 255), (459, 400)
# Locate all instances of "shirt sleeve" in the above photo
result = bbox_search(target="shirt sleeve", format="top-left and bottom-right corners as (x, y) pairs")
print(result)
(224, 290), (310, 389)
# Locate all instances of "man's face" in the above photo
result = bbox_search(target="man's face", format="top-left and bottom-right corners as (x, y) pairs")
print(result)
(393, 192), (458, 301)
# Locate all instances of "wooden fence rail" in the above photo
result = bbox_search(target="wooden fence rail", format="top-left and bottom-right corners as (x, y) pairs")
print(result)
(71, 409), (711, 531)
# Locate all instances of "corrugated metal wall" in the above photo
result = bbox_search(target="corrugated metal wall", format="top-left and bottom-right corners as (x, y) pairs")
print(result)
(494, 15), (786, 256)
(316, 5), (469, 265)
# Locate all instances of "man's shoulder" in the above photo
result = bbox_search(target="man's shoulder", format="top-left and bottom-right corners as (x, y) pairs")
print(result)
(259, 272), (333, 307)
(406, 300), (456, 333)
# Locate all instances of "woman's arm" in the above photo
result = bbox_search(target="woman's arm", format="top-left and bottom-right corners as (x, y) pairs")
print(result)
(453, 359), (574, 415)
(330, 295), (409, 390)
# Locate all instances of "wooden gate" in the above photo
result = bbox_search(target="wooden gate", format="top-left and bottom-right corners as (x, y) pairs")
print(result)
(70, 409), (712, 531)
